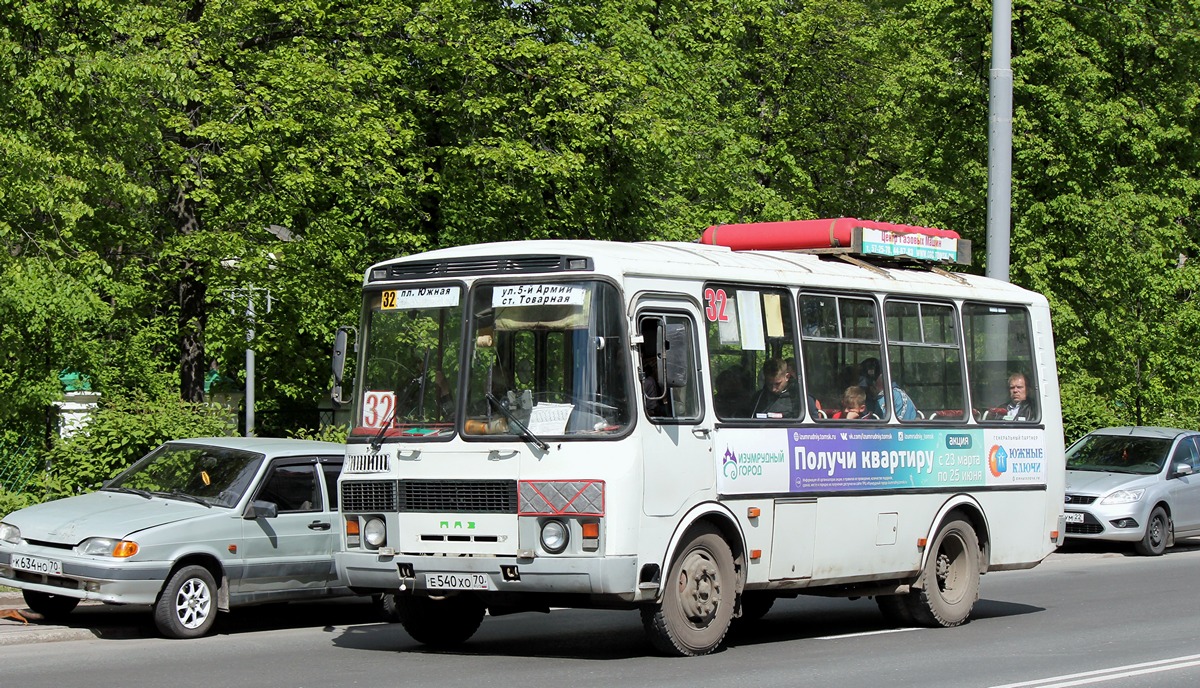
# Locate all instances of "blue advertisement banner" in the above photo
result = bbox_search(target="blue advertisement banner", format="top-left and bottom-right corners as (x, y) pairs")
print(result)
(716, 427), (1047, 495)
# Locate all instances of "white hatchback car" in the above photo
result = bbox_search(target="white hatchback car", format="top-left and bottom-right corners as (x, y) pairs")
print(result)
(1064, 426), (1200, 555)
(0, 437), (358, 637)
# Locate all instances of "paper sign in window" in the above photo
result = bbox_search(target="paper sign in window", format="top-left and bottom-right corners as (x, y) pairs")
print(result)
(737, 291), (766, 351)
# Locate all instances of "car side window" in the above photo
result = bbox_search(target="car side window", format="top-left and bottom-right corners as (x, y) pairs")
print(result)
(255, 463), (320, 512)
(321, 461), (342, 511)
(1172, 438), (1200, 473)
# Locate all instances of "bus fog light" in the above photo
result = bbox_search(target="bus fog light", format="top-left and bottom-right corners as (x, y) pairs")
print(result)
(540, 520), (568, 554)
(363, 518), (387, 548)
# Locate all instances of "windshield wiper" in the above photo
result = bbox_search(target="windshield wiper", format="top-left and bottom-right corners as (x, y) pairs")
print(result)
(156, 490), (212, 508)
(486, 392), (549, 452)
(102, 486), (153, 500)
(370, 404), (398, 452)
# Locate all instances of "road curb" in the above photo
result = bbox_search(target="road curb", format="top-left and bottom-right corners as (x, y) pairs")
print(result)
(0, 623), (100, 646)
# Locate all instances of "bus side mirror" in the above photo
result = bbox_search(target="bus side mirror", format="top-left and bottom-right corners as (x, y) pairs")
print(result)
(331, 326), (355, 408)
(663, 323), (689, 389)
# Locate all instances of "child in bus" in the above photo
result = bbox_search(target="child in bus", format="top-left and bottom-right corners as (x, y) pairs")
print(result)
(832, 385), (870, 419)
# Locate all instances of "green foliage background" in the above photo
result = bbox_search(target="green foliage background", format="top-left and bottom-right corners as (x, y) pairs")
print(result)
(3, 0), (1200, 497)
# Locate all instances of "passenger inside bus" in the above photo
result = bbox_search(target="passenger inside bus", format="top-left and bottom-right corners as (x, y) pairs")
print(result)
(994, 371), (1037, 421)
(859, 357), (917, 420)
(831, 385), (872, 419)
(714, 367), (752, 417)
(749, 357), (798, 418)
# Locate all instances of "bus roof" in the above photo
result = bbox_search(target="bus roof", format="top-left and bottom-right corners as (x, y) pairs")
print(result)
(365, 239), (1043, 305)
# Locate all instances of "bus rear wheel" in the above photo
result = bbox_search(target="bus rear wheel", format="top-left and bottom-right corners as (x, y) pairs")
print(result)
(641, 525), (736, 656)
(905, 518), (980, 627)
(393, 594), (485, 648)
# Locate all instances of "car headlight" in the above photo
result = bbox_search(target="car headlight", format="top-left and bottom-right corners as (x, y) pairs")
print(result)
(75, 537), (140, 558)
(540, 520), (568, 554)
(0, 523), (19, 544)
(1100, 488), (1145, 505)
(363, 518), (387, 548)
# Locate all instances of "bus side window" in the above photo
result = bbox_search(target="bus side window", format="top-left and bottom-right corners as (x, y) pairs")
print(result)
(884, 300), (964, 422)
(639, 314), (701, 422)
(962, 303), (1039, 423)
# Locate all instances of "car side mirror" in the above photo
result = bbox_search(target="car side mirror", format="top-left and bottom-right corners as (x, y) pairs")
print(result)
(1173, 462), (1194, 477)
(243, 500), (278, 519)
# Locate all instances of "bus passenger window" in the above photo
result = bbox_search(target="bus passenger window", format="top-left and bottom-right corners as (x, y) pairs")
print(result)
(884, 300), (964, 422)
(703, 285), (800, 422)
(963, 304), (1039, 423)
(799, 293), (884, 421)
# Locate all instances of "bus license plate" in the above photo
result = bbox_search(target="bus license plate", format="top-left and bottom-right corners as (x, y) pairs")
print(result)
(11, 554), (63, 576)
(425, 572), (490, 591)
(1063, 512), (1084, 523)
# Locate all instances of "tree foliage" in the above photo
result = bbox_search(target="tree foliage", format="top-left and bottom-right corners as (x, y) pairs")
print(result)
(2, 0), (1200, 473)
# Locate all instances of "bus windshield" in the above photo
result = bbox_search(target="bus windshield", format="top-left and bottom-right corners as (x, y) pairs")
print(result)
(463, 280), (632, 438)
(351, 285), (464, 439)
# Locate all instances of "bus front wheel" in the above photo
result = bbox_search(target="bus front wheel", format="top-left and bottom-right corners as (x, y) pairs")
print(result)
(905, 518), (980, 627)
(393, 594), (485, 647)
(641, 525), (737, 656)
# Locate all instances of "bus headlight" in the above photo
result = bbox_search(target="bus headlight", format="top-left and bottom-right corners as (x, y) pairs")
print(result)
(363, 518), (387, 548)
(540, 520), (568, 554)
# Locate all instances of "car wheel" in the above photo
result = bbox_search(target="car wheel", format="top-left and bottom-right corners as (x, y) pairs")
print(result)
(154, 564), (218, 639)
(1135, 506), (1169, 556)
(22, 590), (80, 619)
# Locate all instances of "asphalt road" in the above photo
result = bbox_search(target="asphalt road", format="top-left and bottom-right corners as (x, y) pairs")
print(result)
(4, 541), (1200, 688)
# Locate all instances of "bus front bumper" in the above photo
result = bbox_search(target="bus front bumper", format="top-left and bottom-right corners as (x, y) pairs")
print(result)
(338, 550), (640, 598)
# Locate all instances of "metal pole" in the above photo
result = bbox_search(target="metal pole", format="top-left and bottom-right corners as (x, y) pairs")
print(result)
(245, 290), (255, 437)
(986, 0), (1013, 283)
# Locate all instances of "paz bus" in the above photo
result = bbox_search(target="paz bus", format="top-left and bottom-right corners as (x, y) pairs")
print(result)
(331, 218), (1066, 656)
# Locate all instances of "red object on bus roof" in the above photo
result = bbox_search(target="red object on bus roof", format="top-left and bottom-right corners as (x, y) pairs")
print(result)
(699, 218), (959, 251)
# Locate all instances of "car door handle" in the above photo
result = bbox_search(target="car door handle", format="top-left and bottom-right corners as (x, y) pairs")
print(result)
(308, 521), (331, 531)
(692, 427), (711, 439)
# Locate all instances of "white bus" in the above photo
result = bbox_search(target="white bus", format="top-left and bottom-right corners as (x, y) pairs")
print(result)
(332, 218), (1066, 656)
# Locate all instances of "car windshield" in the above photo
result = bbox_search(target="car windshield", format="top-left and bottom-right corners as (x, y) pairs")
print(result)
(105, 444), (265, 508)
(350, 285), (464, 440)
(1066, 435), (1172, 475)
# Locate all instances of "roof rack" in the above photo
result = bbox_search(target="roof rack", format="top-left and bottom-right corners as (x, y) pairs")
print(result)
(699, 218), (972, 266)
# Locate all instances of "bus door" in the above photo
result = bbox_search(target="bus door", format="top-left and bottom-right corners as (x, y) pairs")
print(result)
(635, 302), (713, 516)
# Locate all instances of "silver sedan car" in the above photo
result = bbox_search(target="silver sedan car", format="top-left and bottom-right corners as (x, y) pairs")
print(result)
(0, 437), (358, 638)
(1064, 426), (1200, 555)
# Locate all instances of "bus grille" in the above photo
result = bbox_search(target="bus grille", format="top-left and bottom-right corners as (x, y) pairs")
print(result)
(341, 481), (398, 511)
(345, 454), (390, 473)
(398, 480), (518, 513)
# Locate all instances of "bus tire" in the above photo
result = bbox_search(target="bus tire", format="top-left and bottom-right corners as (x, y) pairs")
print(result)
(734, 591), (775, 624)
(393, 594), (485, 647)
(875, 595), (914, 626)
(641, 525), (736, 656)
(905, 518), (980, 627)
